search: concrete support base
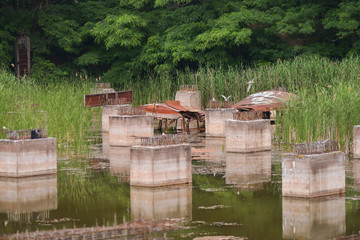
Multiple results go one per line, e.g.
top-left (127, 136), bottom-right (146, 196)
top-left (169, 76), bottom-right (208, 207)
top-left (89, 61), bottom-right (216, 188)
top-left (225, 119), bottom-right (271, 153)
top-left (175, 90), bottom-right (201, 110)
top-left (109, 146), bottom-right (130, 182)
top-left (282, 196), bottom-right (345, 239)
top-left (109, 115), bottom-right (154, 147)
top-left (131, 184), bottom-right (192, 220)
top-left (205, 108), bottom-right (237, 137)
top-left (101, 104), bottom-right (131, 133)
top-left (0, 138), bottom-right (57, 177)
top-left (130, 144), bottom-right (192, 187)
top-left (354, 125), bottom-right (360, 158)
top-left (282, 151), bottom-right (345, 198)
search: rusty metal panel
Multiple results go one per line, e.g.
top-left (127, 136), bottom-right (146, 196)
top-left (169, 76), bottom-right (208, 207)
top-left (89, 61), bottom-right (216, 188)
top-left (84, 90), bottom-right (133, 107)
top-left (15, 35), bottom-right (31, 77)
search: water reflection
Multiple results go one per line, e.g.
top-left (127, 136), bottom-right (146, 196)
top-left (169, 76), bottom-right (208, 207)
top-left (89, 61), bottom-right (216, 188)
top-left (282, 196), bottom-right (345, 239)
top-left (225, 151), bottom-right (271, 190)
top-left (102, 132), bottom-right (110, 159)
top-left (130, 184), bottom-right (192, 221)
top-left (205, 137), bottom-right (226, 161)
top-left (0, 174), bottom-right (57, 222)
top-left (109, 146), bottom-right (131, 183)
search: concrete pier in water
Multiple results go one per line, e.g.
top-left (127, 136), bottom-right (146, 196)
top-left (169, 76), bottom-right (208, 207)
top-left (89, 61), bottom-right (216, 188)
top-left (0, 138), bottom-right (57, 177)
top-left (109, 115), bottom-right (154, 146)
top-left (225, 119), bottom-right (271, 153)
top-left (131, 184), bottom-right (192, 220)
top-left (101, 104), bottom-right (131, 132)
top-left (130, 144), bottom-right (192, 187)
top-left (205, 108), bottom-right (237, 137)
top-left (282, 151), bottom-right (345, 198)
top-left (353, 125), bottom-right (360, 158)
top-left (175, 89), bottom-right (201, 110)
top-left (109, 146), bottom-right (130, 182)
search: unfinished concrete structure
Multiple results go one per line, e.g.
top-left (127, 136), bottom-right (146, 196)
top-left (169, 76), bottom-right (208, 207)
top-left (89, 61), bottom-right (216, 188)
top-left (131, 184), bottom-right (192, 220)
top-left (102, 104), bottom-right (131, 132)
top-left (353, 159), bottom-right (360, 191)
top-left (0, 138), bottom-right (57, 177)
top-left (0, 174), bottom-right (57, 222)
top-left (130, 142), bottom-right (191, 187)
top-left (225, 119), bottom-right (271, 153)
top-left (205, 108), bottom-right (237, 137)
top-left (282, 151), bottom-right (345, 198)
top-left (109, 146), bottom-right (131, 182)
top-left (175, 85), bottom-right (201, 110)
top-left (109, 115), bottom-right (154, 146)
top-left (226, 151), bottom-right (271, 190)
top-left (282, 196), bottom-right (345, 239)
top-left (354, 125), bottom-right (360, 158)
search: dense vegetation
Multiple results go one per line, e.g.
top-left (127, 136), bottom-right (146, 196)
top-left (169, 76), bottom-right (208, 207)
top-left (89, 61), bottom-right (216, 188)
top-left (1, 0), bottom-right (360, 85)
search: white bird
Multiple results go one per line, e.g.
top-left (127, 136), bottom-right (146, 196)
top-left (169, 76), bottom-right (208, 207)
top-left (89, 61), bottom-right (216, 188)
top-left (247, 77), bottom-right (258, 93)
top-left (3, 126), bottom-right (7, 130)
top-left (221, 95), bottom-right (231, 101)
top-left (212, 97), bottom-right (216, 101)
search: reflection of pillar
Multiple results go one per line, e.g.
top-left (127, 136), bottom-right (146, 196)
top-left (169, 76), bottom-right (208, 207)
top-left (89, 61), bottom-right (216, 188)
top-left (131, 184), bottom-right (192, 221)
top-left (282, 197), bottom-right (345, 239)
top-left (0, 174), bottom-right (58, 222)
top-left (109, 146), bottom-right (130, 182)
top-left (204, 137), bottom-right (226, 160)
top-left (353, 159), bottom-right (360, 191)
top-left (226, 151), bottom-right (271, 190)
top-left (205, 108), bottom-right (237, 137)
top-left (102, 132), bottom-right (110, 159)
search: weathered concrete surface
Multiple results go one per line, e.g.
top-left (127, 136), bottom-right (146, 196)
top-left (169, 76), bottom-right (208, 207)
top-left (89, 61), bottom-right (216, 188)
top-left (353, 159), bottom-right (360, 191)
top-left (282, 151), bottom-right (345, 198)
top-left (109, 115), bottom-right (154, 146)
top-left (101, 104), bottom-right (131, 133)
top-left (102, 132), bottom-right (110, 159)
top-left (131, 184), bottom-right (192, 220)
top-left (110, 146), bottom-right (130, 182)
top-left (225, 119), bottom-right (271, 153)
top-left (0, 138), bottom-right (57, 177)
top-left (130, 144), bottom-right (192, 187)
top-left (282, 196), bottom-right (345, 239)
top-left (205, 108), bottom-right (237, 137)
top-left (175, 90), bottom-right (201, 110)
top-left (204, 137), bottom-right (226, 160)
top-left (225, 151), bottom-right (271, 189)
top-left (0, 174), bottom-right (57, 221)
top-left (354, 125), bottom-right (360, 158)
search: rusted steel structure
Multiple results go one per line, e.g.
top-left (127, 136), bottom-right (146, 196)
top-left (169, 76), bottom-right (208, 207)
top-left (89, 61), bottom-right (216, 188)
top-left (84, 90), bottom-right (133, 107)
top-left (138, 100), bottom-right (204, 134)
top-left (15, 34), bottom-right (31, 77)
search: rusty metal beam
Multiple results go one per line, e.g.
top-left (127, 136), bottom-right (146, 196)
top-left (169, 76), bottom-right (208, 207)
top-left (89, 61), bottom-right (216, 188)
top-left (84, 90), bottom-right (132, 107)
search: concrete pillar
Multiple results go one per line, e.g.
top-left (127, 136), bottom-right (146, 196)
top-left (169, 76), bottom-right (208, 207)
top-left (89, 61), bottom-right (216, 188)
top-left (205, 108), bottom-right (237, 137)
top-left (354, 125), bottom-right (360, 158)
top-left (130, 144), bottom-right (192, 187)
top-left (130, 184), bottom-right (192, 220)
top-left (109, 115), bottom-right (154, 146)
top-left (282, 196), bottom-right (345, 239)
top-left (225, 119), bottom-right (271, 153)
top-left (101, 104), bottom-right (131, 132)
top-left (226, 151), bottom-right (271, 190)
top-left (282, 151), bottom-right (345, 198)
top-left (205, 137), bottom-right (226, 160)
top-left (101, 132), bottom-right (110, 159)
top-left (0, 174), bottom-right (57, 222)
top-left (0, 138), bottom-right (57, 177)
top-left (353, 159), bottom-right (360, 191)
top-left (175, 90), bottom-right (201, 110)
top-left (109, 146), bottom-right (130, 182)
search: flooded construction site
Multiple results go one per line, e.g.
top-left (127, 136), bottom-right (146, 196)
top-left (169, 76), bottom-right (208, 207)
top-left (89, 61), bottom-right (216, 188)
top-left (1, 86), bottom-right (360, 239)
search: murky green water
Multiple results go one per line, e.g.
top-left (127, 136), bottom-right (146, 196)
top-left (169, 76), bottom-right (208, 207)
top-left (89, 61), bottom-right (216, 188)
top-left (1, 135), bottom-right (360, 239)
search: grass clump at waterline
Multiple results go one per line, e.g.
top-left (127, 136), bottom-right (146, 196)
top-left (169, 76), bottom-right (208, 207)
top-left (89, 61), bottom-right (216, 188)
top-left (0, 70), bottom-right (101, 156)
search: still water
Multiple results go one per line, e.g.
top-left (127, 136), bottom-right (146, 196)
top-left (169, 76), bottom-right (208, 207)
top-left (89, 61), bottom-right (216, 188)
top-left (0, 134), bottom-right (360, 239)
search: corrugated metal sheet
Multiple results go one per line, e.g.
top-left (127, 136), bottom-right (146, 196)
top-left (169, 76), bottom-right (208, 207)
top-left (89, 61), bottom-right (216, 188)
top-left (232, 90), bottom-right (298, 111)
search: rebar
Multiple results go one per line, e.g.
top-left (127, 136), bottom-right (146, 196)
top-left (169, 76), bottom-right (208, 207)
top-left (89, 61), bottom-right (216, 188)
top-left (293, 139), bottom-right (339, 154)
top-left (209, 100), bottom-right (232, 108)
top-left (0, 128), bottom-right (48, 140)
top-left (117, 108), bottom-right (146, 116)
top-left (233, 111), bottom-right (263, 121)
top-left (179, 85), bottom-right (198, 91)
top-left (140, 135), bottom-right (186, 146)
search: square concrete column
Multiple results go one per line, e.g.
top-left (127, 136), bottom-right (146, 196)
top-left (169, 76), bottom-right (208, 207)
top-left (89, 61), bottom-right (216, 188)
top-left (101, 104), bottom-right (131, 132)
top-left (131, 184), bottom-right (192, 220)
top-left (109, 115), bottom-right (154, 146)
top-left (205, 108), bottom-right (237, 137)
top-left (225, 151), bottom-right (271, 188)
top-left (225, 119), bottom-right (271, 153)
top-left (130, 144), bottom-right (192, 187)
top-left (354, 125), bottom-right (360, 158)
top-left (282, 196), bottom-right (345, 239)
top-left (175, 90), bottom-right (201, 110)
top-left (0, 138), bottom-right (57, 177)
top-left (282, 151), bottom-right (345, 198)
top-left (109, 146), bottom-right (130, 182)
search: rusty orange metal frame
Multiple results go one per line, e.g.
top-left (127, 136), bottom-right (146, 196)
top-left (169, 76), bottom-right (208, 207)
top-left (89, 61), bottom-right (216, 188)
top-left (84, 90), bottom-right (133, 107)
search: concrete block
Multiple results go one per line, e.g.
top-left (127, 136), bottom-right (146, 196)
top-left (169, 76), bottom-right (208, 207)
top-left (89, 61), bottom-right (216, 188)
top-left (109, 146), bottom-right (130, 182)
top-left (353, 159), bottom-right (360, 191)
top-left (225, 151), bottom-right (271, 189)
top-left (0, 174), bottom-right (57, 222)
top-left (109, 115), bottom-right (154, 147)
top-left (205, 108), bottom-right (237, 137)
top-left (0, 138), bottom-right (57, 177)
top-left (130, 144), bottom-right (192, 187)
top-left (205, 137), bottom-right (226, 160)
top-left (354, 125), bottom-right (360, 158)
top-left (282, 196), bottom-right (345, 239)
top-left (225, 119), bottom-right (271, 153)
top-left (175, 90), bottom-right (201, 110)
top-left (131, 184), bottom-right (192, 220)
top-left (101, 104), bottom-right (131, 132)
top-left (282, 151), bottom-right (345, 198)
